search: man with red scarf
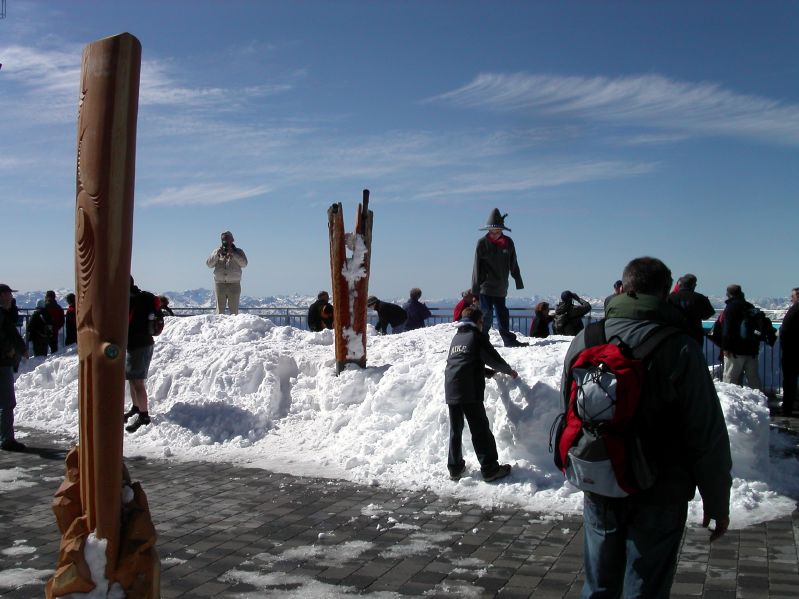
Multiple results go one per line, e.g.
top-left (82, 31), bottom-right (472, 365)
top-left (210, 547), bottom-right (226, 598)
top-left (471, 209), bottom-right (526, 347)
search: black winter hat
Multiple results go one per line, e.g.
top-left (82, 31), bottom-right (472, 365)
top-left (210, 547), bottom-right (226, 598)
top-left (679, 274), bottom-right (697, 290)
top-left (561, 290), bottom-right (572, 302)
top-left (479, 208), bottom-right (511, 231)
top-left (366, 296), bottom-right (378, 307)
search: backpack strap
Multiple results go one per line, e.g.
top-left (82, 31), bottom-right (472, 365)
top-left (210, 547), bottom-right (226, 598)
top-left (583, 319), bottom-right (607, 349)
top-left (631, 326), bottom-right (683, 361)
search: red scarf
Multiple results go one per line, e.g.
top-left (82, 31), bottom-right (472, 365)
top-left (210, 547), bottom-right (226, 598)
top-left (486, 233), bottom-right (508, 249)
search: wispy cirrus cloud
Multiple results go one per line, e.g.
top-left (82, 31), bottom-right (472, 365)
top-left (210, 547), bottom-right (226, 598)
top-left (141, 182), bottom-right (271, 207)
top-left (425, 72), bottom-right (799, 146)
top-left (139, 60), bottom-right (298, 107)
top-left (0, 43), bottom-right (297, 124)
top-left (417, 160), bottom-right (657, 200)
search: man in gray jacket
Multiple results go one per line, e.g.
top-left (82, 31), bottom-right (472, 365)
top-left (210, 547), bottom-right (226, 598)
top-left (561, 257), bottom-right (731, 598)
top-left (206, 230), bottom-right (248, 314)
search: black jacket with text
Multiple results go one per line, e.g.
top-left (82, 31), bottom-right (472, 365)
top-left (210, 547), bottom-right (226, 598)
top-left (445, 322), bottom-right (514, 405)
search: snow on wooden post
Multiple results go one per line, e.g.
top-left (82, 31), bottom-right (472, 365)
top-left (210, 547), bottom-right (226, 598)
top-left (328, 190), bottom-right (374, 375)
top-left (47, 33), bottom-right (159, 599)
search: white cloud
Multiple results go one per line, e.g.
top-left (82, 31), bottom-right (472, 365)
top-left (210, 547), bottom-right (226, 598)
top-left (0, 43), bottom-right (296, 124)
top-left (139, 60), bottom-right (294, 107)
top-left (426, 72), bottom-right (799, 146)
top-left (142, 182), bottom-right (271, 207)
top-left (417, 160), bottom-right (657, 199)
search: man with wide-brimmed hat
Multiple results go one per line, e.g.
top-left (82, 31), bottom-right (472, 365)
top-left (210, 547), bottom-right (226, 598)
top-left (471, 209), bottom-right (526, 347)
top-left (0, 283), bottom-right (28, 451)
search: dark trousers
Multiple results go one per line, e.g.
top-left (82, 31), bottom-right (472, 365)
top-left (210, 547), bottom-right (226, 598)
top-left (782, 355), bottom-right (797, 416)
top-left (31, 340), bottom-right (49, 357)
top-left (447, 402), bottom-right (499, 476)
top-left (48, 333), bottom-right (58, 354)
top-left (479, 294), bottom-right (517, 346)
top-left (0, 367), bottom-right (17, 444)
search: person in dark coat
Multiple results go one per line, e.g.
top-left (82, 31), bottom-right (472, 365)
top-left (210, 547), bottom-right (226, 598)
top-left (603, 279), bottom-right (623, 311)
top-left (715, 284), bottom-right (767, 389)
top-left (158, 295), bottom-right (176, 317)
top-left (779, 287), bottom-right (799, 416)
top-left (445, 307), bottom-right (517, 482)
top-left (668, 274), bottom-right (716, 344)
top-left (553, 291), bottom-right (591, 336)
top-left (26, 300), bottom-right (52, 357)
top-left (124, 278), bottom-right (163, 433)
top-left (565, 258), bottom-right (731, 597)
top-left (307, 291), bottom-right (334, 332)
top-left (64, 293), bottom-right (77, 346)
top-left (529, 302), bottom-right (553, 338)
top-left (43, 290), bottom-right (64, 353)
top-left (1, 283), bottom-right (28, 451)
top-left (402, 288), bottom-right (432, 331)
top-left (471, 209), bottom-right (527, 347)
top-left (367, 296), bottom-right (407, 334)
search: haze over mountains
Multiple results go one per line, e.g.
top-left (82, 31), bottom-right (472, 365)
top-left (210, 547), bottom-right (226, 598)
top-left (12, 288), bottom-right (792, 315)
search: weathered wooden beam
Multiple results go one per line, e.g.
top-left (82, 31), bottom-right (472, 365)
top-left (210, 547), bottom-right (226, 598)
top-left (328, 190), bottom-right (374, 374)
top-left (48, 32), bottom-right (158, 599)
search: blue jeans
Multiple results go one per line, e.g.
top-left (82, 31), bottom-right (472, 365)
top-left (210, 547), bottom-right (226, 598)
top-left (0, 367), bottom-right (17, 444)
top-left (581, 493), bottom-right (687, 599)
top-left (479, 294), bottom-right (517, 346)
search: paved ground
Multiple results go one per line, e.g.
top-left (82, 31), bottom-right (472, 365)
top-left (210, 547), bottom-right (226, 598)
top-left (1, 418), bottom-right (797, 599)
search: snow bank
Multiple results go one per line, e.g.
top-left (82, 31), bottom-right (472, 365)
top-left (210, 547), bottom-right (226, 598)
top-left (13, 315), bottom-right (798, 528)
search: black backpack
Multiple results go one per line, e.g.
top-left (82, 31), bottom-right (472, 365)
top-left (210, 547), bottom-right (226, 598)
top-left (741, 308), bottom-right (776, 347)
top-left (130, 291), bottom-right (165, 336)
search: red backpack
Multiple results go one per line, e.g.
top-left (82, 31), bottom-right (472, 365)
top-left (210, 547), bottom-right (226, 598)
top-left (551, 320), bottom-right (681, 497)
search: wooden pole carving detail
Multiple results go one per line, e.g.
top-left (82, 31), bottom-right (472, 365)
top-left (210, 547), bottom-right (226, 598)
top-left (328, 190), bottom-right (374, 374)
top-left (47, 32), bottom-right (159, 599)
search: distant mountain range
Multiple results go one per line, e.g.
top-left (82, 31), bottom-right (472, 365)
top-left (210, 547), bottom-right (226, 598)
top-left (12, 288), bottom-right (793, 317)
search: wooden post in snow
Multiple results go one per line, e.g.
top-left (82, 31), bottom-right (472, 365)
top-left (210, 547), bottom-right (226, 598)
top-left (328, 190), bottom-right (374, 374)
top-left (47, 33), bottom-right (159, 599)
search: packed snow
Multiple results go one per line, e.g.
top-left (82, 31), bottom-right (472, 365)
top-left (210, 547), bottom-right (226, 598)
top-left (12, 314), bottom-right (799, 531)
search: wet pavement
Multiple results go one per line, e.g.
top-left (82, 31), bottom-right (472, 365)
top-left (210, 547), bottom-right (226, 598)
top-left (1, 422), bottom-right (797, 598)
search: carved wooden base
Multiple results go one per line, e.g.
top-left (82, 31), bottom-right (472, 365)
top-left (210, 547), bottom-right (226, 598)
top-left (46, 447), bottom-right (160, 598)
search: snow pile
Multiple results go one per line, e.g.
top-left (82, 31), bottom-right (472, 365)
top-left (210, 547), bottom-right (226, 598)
top-left (14, 314), bottom-right (798, 528)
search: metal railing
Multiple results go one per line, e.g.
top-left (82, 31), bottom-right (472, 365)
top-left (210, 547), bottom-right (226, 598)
top-left (14, 306), bottom-right (784, 394)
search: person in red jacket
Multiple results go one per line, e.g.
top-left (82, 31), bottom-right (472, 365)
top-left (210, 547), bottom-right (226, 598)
top-left (64, 293), bottom-right (77, 346)
top-left (453, 290), bottom-right (477, 322)
top-left (43, 290), bottom-right (64, 353)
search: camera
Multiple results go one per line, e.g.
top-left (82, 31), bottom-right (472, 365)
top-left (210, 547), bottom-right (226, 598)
top-left (221, 241), bottom-right (230, 251)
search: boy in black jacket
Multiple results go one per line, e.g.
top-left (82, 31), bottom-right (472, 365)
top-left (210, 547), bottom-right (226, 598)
top-left (445, 307), bottom-right (518, 482)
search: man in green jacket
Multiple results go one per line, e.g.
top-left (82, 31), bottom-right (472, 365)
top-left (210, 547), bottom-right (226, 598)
top-left (561, 257), bottom-right (731, 598)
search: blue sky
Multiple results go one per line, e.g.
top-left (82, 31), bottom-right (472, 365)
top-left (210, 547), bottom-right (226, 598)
top-left (1, 1), bottom-right (797, 300)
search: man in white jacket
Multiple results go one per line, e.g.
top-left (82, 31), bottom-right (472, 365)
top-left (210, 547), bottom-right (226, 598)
top-left (206, 230), bottom-right (248, 314)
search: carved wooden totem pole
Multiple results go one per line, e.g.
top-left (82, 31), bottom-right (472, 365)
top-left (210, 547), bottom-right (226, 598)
top-left (328, 190), bottom-right (374, 374)
top-left (47, 33), bottom-right (159, 598)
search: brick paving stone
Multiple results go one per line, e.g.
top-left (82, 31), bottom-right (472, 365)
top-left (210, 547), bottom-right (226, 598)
top-left (1, 426), bottom-right (798, 598)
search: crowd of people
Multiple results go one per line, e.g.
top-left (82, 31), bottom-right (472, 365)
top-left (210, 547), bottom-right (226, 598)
top-left (1, 210), bottom-right (797, 598)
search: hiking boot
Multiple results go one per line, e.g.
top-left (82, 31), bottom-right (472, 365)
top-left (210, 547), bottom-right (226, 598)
top-left (123, 405), bottom-right (140, 423)
top-left (1, 439), bottom-right (27, 452)
top-left (483, 463), bottom-right (511, 482)
top-left (125, 413), bottom-right (151, 433)
top-left (449, 463), bottom-right (467, 481)
top-left (504, 339), bottom-right (529, 347)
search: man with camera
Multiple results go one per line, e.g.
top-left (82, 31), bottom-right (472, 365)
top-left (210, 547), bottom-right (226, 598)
top-left (206, 230), bottom-right (248, 315)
